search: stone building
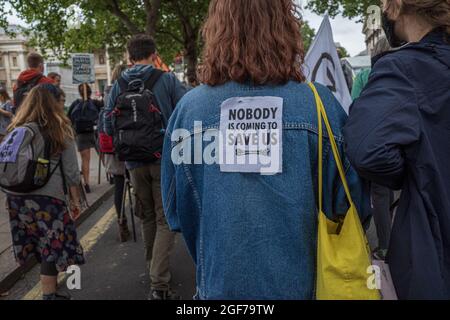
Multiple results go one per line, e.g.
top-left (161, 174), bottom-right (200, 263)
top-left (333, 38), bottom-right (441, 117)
top-left (0, 25), bottom-right (113, 106)
top-left (362, 18), bottom-right (384, 57)
top-left (0, 25), bottom-right (31, 95)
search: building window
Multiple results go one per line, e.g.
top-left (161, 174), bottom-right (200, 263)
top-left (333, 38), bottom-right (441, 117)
top-left (97, 79), bottom-right (107, 96)
top-left (0, 55), bottom-right (4, 68)
top-left (99, 54), bottom-right (105, 65)
top-left (12, 56), bottom-right (18, 68)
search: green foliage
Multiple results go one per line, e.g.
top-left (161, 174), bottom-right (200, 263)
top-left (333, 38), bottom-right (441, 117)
top-left (0, 0), bottom-right (201, 66)
top-left (157, 0), bottom-right (209, 67)
top-left (3, 0), bottom-right (75, 59)
top-left (306, 0), bottom-right (378, 21)
top-left (301, 21), bottom-right (316, 53)
top-left (337, 46), bottom-right (350, 58)
top-left (1, 0), bottom-right (319, 76)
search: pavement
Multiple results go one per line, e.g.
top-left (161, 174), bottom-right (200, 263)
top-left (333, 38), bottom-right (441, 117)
top-left (0, 150), bottom-right (114, 294)
top-left (1, 195), bottom-right (196, 300)
top-left (0, 146), bottom-right (387, 300)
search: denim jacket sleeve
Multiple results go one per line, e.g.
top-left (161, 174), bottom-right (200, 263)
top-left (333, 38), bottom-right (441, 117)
top-left (161, 104), bottom-right (200, 260)
top-left (104, 81), bottom-right (121, 136)
top-left (162, 122), bottom-right (181, 232)
top-left (343, 55), bottom-right (420, 190)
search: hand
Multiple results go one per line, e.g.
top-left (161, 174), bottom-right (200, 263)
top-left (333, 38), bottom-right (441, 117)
top-left (69, 202), bottom-right (82, 220)
top-left (68, 186), bottom-right (82, 220)
top-left (5, 111), bottom-right (13, 118)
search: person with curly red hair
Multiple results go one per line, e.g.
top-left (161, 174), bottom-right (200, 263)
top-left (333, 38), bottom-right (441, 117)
top-left (162, 0), bottom-right (370, 300)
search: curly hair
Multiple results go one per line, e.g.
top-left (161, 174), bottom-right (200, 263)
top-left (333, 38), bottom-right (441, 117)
top-left (198, 0), bottom-right (306, 86)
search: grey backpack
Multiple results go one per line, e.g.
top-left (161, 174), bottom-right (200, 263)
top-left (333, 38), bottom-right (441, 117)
top-left (0, 123), bottom-right (58, 193)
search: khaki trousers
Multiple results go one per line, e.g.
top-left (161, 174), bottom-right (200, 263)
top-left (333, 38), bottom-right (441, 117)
top-left (130, 163), bottom-right (175, 291)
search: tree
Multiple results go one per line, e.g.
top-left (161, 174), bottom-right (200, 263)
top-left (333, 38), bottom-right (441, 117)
top-left (158, 0), bottom-right (209, 84)
top-left (306, 0), bottom-right (376, 21)
top-left (301, 21), bottom-right (316, 53)
top-left (0, 1), bottom-right (158, 60)
top-left (1, 1), bottom-right (320, 83)
top-left (0, 0), bottom-right (207, 84)
top-left (337, 46), bottom-right (350, 59)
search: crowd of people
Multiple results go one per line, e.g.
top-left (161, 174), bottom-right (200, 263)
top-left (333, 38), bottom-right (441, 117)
top-left (0, 0), bottom-right (449, 301)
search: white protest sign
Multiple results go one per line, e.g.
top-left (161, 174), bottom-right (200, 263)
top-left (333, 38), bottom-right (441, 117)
top-left (72, 53), bottom-right (95, 84)
top-left (219, 96), bottom-right (283, 175)
top-left (304, 15), bottom-right (352, 113)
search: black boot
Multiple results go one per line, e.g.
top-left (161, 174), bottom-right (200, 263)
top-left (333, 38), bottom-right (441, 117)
top-left (148, 289), bottom-right (180, 300)
top-left (118, 222), bottom-right (130, 242)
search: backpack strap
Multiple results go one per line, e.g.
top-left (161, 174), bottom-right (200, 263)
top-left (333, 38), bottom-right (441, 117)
top-left (31, 124), bottom-right (66, 193)
top-left (43, 139), bottom-right (52, 160)
top-left (67, 99), bottom-right (80, 119)
top-left (30, 74), bottom-right (44, 87)
top-left (22, 123), bottom-right (38, 159)
top-left (144, 69), bottom-right (164, 92)
top-left (117, 69), bottom-right (164, 93)
top-left (118, 77), bottom-right (129, 93)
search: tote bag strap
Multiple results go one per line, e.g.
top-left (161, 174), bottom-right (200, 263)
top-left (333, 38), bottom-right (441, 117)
top-left (307, 82), bottom-right (354, 211)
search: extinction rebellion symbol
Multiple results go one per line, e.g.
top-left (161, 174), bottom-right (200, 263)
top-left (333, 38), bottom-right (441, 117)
top-left (311, 52), bottom-right (337, 93)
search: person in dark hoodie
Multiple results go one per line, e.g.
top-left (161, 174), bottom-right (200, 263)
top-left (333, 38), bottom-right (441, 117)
top-left (13, 53), bottom-right (54, 109)
top-left (104, 34), bottom-right (187, 300)
top-left (344, 0), bottom-right (450, 300)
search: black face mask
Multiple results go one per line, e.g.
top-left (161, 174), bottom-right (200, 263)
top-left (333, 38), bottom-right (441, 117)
top-left (381, 11), bottom-right (406, 48)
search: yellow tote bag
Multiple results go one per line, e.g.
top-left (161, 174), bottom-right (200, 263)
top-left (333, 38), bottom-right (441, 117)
top-left (308, 83), bottom-right (380, 300)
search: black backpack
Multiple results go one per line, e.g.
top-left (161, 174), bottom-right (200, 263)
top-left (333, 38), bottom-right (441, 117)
top-left (14, 75), bottom-right (43, 109)
top-left (69, 99), bottom-right (99, 134)
top-left (113, 69), bottom-right (164, 162)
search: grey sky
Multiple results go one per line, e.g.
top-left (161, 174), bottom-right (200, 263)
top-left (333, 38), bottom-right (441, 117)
top-left (6, 1), bottom-right (367, 57)
top-left (300, 8), bottom-right (366, 56)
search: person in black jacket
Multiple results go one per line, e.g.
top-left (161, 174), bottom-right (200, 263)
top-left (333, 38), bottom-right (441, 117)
top-left (344, 0), bottom-right (450, 300)
top-left (68, 84), bottom-right (103, 193)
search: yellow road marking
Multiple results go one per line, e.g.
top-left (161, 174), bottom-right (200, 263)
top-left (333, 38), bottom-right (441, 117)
top-left (22, 206), bottom-right (117, 300)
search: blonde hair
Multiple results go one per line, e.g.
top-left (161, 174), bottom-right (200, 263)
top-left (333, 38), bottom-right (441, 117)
top-left (9, 85), bottom-right (74, 155)
top-left (384, 0), bottom-right (450, 36)
top-left (112, 64), bottom-right (127, 82)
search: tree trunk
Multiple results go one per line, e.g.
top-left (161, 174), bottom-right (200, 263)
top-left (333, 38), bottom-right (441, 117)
top-left (169, 0), bottom-right (200, 86)
top-left (144, 0), bottom-right (162, 37)
top-left (106, 0), bottom-right (141, 35)
top-left (108, 0), bottom-right (161, 37)
top-left (184, 36), bottom-right (198, 86)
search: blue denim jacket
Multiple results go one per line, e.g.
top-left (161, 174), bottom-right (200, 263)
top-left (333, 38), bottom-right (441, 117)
top-left (162, 81), bottom-right (370, 300)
